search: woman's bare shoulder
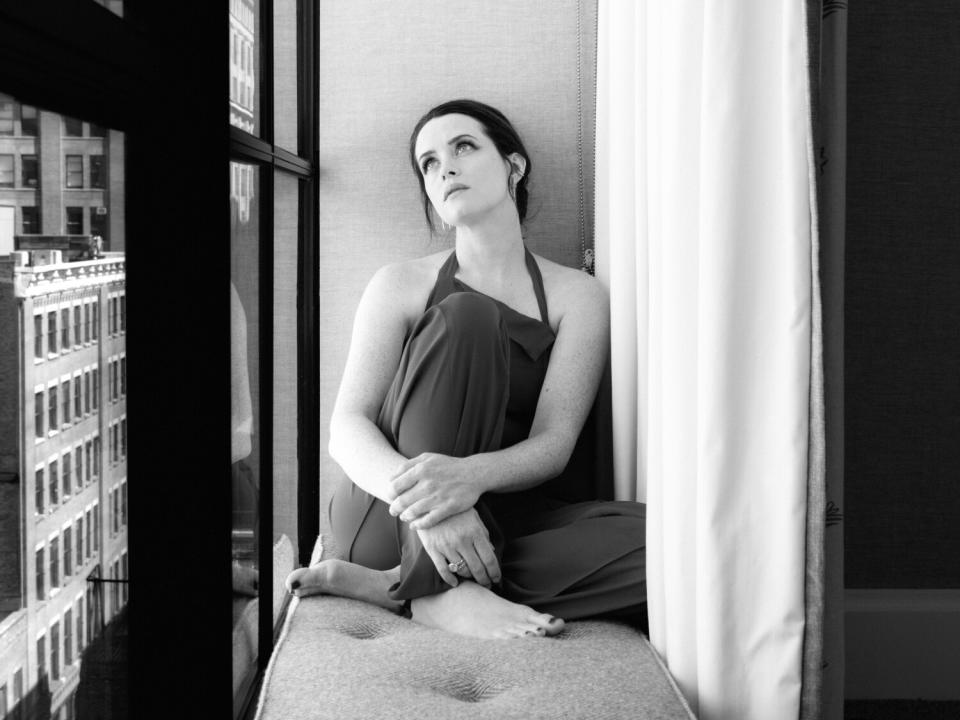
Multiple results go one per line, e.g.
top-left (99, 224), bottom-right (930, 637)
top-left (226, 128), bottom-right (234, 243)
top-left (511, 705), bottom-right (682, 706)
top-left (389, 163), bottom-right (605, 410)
top-left (362, 249), bottom-right (451, 317)
top-left (532, 253), bottom-right (609, 320)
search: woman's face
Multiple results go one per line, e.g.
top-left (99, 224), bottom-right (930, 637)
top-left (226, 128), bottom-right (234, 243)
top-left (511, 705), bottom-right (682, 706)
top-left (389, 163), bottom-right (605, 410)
top-left (414, 113), bottom-right (517, 227)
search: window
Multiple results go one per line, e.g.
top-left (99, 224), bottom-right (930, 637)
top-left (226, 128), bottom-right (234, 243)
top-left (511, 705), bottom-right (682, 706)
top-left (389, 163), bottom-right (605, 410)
top-left (36, 546), bottom-right (45, 599)
top-left (22, 154), bottom-right (38, 187)
top-left (61, 379), bottom-right (70, 425)
top-left (35, 467), bottom-right (44, 515)
top-left (74, 306), bottom-right (82, 346)
top-left (93, 435), bottom-right (101, 477)
top-left (64, 525), bottom-right (72, 578)
top-left (63, 452), bottom-right (71, 497)
top-left (93, 503), bottom-right (100, 552)
top-left (21, 104), bottom-right (37, 135)
top-left (89, 122), bottom-right (107, 137)
top-left (121, 480), bottom-right (127, 525)
top-left (0, 154), bottom-right (13, 186)
top-left (76, 517), bottom-right (84, 565)
top-left (13, 669), bottom-right (23, 720)
top-left (90, 154), bottom-right (106, 188)
top-left (49, 459), bottom-right (58, 507)
top-left (49, 536), bottom-right (59, 588)
top-left (22, 205), bottom-right (40, 234)
top-left (34, 315), bottom-right (43, 359)
top-left (84, 303), bottom-right (91, 343)
top-left (74, 376), bottom-right (82, 418)
top-left (48, 385), bottom-right (58, 431)
top-left (120, 293), bottom-right (126, 331)
top-left (121, 356), bottom-right (127, 395)
top-left (61, 308), bottom-right (70, 350)
top-left (65, 155), bottom-right (83, 188)
top-left (63, 116), bottom-right (82, 136)
top-left (121, 551), bottom-right (129, 603)
top-left (66, 206), bottom-right (83, 234)
top-left (92, 300), bottom-right (99, 340)
top-left (35, 391), bottom-right (44, 436)
top-left (112, 360), bottom-right (119, 401)
top-left (121, 417), bottom-right (127, 457)
top-left (76, 598), bottom-right (84, 653)
top-left (0, 95), bottom-right (12, 134)
top-left (84, 371), bottom-right (91, 414)
top-left (92, 368), bottom-right (99, 410)
top-left (91, 208), bottom-right (107, 244)
top-left (50, 621), bottom-right (60, 680)
top-left (36, 636), bottom-right (45, 681)
top-left (85, 440), bottom-right (93, 481)
top-left (65, 609), bottom-right (73, 666)
top-left (47, 310), bottom-right (57, 354)
top-left (75, 447), bottom-right (83, 487)
top-left (84, 509), bottom-right (92, 560)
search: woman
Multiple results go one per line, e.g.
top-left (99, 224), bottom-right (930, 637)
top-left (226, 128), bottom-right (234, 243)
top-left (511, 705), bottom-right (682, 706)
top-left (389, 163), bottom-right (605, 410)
top-left (285, 99), bottom-right (645, 639)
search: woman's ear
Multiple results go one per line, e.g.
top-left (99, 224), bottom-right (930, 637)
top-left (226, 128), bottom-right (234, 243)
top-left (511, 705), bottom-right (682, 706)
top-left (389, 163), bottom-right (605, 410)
top-left (507, 153), bottom-right (527, 179)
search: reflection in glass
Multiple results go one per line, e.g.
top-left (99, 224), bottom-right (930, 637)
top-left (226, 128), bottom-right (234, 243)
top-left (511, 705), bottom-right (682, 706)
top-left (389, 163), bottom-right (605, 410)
top-left (231, 161), bottom-right (260, 709)
top-left (273, 0), bottom-right (297, 151)
top-left (0, 92), bottom-right (126, 719)
top-left (230, 0), bottom-right (260, 136)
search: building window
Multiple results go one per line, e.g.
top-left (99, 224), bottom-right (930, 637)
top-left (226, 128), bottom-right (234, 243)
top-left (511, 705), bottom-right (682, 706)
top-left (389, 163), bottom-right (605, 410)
top-left (92, 368), bottom-right (99, 410)
top-left (94, 436), bottom-right (101, 477)
top-left (64, 525), bottom-right (72, 579)
top-left (84, 371), bottom-right (91, 414)
top-left (84, 303), bottom-right (91, 343)
top-left (121, 551), bottom-right (128, 603)
top-left (73, 306), bottom-right (82, 346)
top-left (91, 209), bottom-right (107, 244)
top-left (76, 517), bottom-right (83, 566)
top-left (47, 310), bottom-right (57, 354)
top-left (0, 155), bottom-right (12, 187)
top-left (49, 459), bottom-right (58, 507)
top-left (35, 467), bottom-right (44, 515)
top-left (93, 504), bottom-right (99, 552)
top-left (50, 621), bottom-right (60, 680)
top-left (22, 154), bottom-right (38, 187)
top-left (49, 536), bottom-right (59, 588)
top-left (89, 122), bottom-right (107, 138)
top-left (120, 294), bottom-right (126, 331)
top-left (74, 377), bottom-right (82, 418)
top-left (66, 206), bottom-right (83, 234)
top-left (61, 379), bottom-right (71, 425)
top-left (65, 155), bottom-right (83, 188)
top-left (35, 391), bottom-right (44, 436)
top-left (36, 546), bottom-right (45, 600)
top-left (61, 308), bottom-right (70, 350)
top-left (36, 636), bottom-right (45, 681)
top-left (84, 509), bottom-right (92, 560)
top-left (91, 155), bottom-right (106, 188)
top-left (64, 608), bottom-right (73, 666)
top-left (23, 205), bottom-right (40, 234)
top-left (13, 669), bottom-right (23, 718)
top-left (34, 315), bottom-right (43, 359)
top-left (112, 486), bottom-right (119, 533)
top-left (21, 104), bottom-right (37, 135)
top-left (112, 360), bottom-right (119, 401)
top-left (76, 598), bottom-right (84, 652)
top-left (121, 417), bottom-right (127, 457)
top-left (84, 441), bottom-right (92, 481)
top-left (121, 356), bottom-right (127, 395)
top-left (92, 300), bottom-right (99, 340)
top-left (63, 116), bottom-right (82, 136)
top-left (75, 447), bottom-right (83, 487)
top-left (48, 385), bottom-right (58, 432)
top-left (0, 94), bottom-right (13, 134)
top-left (62, 452), bottom-right (71, 497)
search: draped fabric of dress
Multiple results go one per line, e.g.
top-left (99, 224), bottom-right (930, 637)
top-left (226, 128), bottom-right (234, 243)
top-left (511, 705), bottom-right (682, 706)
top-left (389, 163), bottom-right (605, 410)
top-left (330, 249), bottom-right (646, 620)
top-left (595, 1), bottom-right (824, 718)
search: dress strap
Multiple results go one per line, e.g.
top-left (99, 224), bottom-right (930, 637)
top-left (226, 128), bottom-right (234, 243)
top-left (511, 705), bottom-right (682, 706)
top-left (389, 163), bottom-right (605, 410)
top-left (524, 248), bottom-right (550, 326)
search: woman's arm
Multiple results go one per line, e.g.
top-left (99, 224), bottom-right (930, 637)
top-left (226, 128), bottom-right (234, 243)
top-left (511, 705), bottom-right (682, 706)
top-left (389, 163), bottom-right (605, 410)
top-left (327, 263), bottom-right (420, 504)
top-left (389, 270), bottom-right (610, 529)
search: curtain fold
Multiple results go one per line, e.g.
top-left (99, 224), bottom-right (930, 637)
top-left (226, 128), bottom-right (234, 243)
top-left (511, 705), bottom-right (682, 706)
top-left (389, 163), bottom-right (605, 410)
top-left (595, 2), bottom-right (824, 718)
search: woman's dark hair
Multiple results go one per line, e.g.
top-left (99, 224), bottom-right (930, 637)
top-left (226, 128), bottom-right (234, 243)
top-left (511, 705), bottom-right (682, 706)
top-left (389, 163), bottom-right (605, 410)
top-left (408, 99), bottom-right (532, 230)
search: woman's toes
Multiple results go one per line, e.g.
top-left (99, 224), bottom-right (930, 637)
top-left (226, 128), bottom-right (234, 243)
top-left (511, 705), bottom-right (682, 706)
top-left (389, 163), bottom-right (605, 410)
top-left (530, 613), bottom-right (564, 636)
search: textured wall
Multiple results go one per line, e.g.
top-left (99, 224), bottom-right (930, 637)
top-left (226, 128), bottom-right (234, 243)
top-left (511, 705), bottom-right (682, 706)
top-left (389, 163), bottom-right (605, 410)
top-left (846, 1), bottom-right (960, 587)
top-left (316, 0), bottom-right (598, 535)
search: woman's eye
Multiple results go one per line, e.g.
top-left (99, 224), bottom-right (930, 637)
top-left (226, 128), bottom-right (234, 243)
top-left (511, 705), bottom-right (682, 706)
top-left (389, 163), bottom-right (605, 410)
top-left (455, 141), bottom-right (475, 155)
top-left (421, 157), bottom-right (438, 173)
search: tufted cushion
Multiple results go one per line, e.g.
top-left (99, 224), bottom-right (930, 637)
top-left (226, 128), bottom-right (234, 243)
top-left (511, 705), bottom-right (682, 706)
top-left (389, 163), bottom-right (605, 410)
top-left (255, 595), bottom-right (695, 720)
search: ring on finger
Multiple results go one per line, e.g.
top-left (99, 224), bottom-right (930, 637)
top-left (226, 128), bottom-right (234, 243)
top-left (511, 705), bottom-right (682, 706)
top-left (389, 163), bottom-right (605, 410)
top-left (447, 558), bottom-right (466, 573)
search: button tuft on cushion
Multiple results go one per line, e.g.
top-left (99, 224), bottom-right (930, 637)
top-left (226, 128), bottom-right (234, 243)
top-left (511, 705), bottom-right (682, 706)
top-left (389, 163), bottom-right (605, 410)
top-left (336, 620), bottom-right (388, 640)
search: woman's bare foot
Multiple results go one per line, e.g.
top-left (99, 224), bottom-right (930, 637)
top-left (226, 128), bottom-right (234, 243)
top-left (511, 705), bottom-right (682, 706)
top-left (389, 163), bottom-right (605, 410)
top-left (284, 560), bottom-right (402, 612)
top-left (411, 581), bottom-right (564, 639)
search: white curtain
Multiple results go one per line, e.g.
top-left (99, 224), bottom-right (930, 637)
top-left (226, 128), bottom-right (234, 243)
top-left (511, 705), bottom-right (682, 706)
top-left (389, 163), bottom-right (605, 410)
top-left (595, 2), bottom-right (819, 719)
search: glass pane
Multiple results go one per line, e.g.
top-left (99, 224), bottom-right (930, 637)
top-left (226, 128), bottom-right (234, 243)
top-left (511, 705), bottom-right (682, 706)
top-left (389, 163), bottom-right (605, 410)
top-left (89, 0), bottom-right (124, 18)
top-left (0, 92), bottom-right (126, 719)
top-left (273, 0), bottom-right (298, 151)
top-left (273, 170), bottom-right (299, 600)
top-left (229, 0), bottom-right (261, 136)
top-left (230, 161), bottom-right (260, 708)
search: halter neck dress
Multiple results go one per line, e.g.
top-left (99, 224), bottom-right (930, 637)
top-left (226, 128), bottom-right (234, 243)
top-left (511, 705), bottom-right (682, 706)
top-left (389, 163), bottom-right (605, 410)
top-left (329, 249), bottom-right (646, 620)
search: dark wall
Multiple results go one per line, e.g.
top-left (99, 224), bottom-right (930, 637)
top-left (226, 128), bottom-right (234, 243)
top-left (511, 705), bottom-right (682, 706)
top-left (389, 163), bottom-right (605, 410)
top-left (846, 2), bottom-right (960, 587)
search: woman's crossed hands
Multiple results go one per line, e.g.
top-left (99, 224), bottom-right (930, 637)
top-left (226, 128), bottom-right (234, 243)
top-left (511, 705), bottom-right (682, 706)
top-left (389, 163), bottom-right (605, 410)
top-left (415, 508), bottom-right (501, 588)
top-left (387, 452), bottom-right (482, 529)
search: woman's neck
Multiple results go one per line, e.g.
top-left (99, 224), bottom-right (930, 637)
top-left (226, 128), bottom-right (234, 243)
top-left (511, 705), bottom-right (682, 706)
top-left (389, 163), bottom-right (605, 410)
top-left (454, 205), bottom-right (525, 283)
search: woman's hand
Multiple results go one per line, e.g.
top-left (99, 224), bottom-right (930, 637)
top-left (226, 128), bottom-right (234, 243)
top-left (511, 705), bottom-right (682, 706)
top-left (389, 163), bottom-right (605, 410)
top-left (388, 453), bottom-right (483, 529)
top-left (415, 508), bottom-right (501, 588)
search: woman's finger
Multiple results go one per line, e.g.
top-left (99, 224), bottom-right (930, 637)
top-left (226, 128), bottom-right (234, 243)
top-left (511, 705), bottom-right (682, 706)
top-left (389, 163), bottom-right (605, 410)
top-left (474, 537), bottom-right (502, 584)
top-left (460, 547), bottom-right (492, 588)
top-left (397, 498), bottom-right (432, 523)
top-left (408, 504), bottom-right (454, 530)
top-left (388, 482), bottom-right (425, 516)
top-left (426, 547), bottom-right (459, 587)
